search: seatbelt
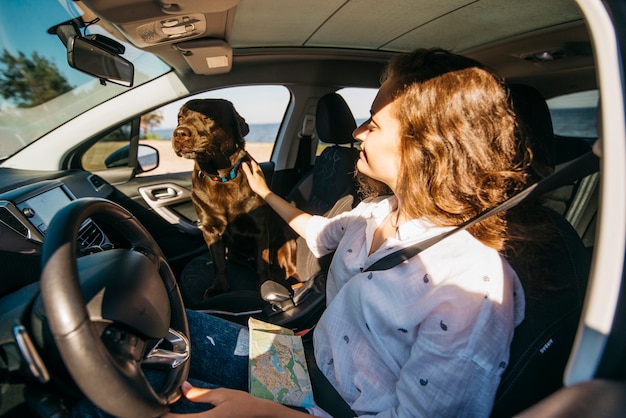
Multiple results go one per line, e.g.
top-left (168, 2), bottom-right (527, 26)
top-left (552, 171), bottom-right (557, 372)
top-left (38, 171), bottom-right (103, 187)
top-left (366, 150), bottom-right (599, 272)
top-left (306, 150), bottom-right (599, 418)
top-left (295, 114), bottom-right (316, 176)
top-left (304, 335), bottom-right (357, 418)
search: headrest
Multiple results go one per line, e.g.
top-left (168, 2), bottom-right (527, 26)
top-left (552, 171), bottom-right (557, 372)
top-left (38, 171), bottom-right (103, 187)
top-left (509, 84), bottom-right (556, 169)
top-left (315, 93), bottom-right (357, 145)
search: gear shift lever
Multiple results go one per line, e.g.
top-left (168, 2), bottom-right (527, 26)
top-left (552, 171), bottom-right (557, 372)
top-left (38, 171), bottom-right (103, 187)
top-left (261, 280), bottom-right (293, 303)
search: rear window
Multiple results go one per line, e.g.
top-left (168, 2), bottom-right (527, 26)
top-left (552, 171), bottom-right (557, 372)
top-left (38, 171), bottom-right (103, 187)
top-left (547, 90), bottom-right (599, 139)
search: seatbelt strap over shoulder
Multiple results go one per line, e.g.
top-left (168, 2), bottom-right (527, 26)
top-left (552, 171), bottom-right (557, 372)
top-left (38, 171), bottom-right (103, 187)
top-left (365, 151), bottom-right (600, 272)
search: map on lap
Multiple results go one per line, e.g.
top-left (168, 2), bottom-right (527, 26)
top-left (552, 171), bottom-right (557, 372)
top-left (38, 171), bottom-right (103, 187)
top-left (248, 318), bottom-right (314, 408)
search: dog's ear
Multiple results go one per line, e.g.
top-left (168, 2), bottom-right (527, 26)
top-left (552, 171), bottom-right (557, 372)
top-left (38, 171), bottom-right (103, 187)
top-left (230, 105), bottom-right (250, 138)
top-left (183, 98), bottom-right (249, 139)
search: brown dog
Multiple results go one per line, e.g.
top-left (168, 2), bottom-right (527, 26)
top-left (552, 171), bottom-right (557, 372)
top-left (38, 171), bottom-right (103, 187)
top-left (172, 98), bottom-right (299, 297)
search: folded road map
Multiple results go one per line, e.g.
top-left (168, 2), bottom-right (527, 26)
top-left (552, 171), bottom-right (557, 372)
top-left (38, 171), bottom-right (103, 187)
top-left (248, 317), bottom-right (314, 408)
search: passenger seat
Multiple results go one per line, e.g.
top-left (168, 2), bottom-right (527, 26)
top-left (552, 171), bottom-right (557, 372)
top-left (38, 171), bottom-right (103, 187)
top-left (509, 83), bottom-right (557, 177)
top-left (509, 84), bottom-right (597, 243)
top-left (286, 92), bottom-right (360, 215)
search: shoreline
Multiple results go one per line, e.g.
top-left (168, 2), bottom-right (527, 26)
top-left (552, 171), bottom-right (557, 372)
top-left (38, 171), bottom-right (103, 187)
top-left (139, 139), bottom-right (274, 176)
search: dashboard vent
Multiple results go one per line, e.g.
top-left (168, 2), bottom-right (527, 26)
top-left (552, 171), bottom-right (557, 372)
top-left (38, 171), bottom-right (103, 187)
top-left (78, 221), bottom-right (106, 250)
top-left (0, 206), bottom-right (29, 237)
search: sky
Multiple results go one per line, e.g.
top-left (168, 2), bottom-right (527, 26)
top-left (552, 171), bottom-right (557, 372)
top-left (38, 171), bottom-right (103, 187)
top-left (157, 86), bottom-right (378, 128)
top-left (0, 1), bottom-right (87, 83)
top-left (157, 86), bottom-right (290, 127)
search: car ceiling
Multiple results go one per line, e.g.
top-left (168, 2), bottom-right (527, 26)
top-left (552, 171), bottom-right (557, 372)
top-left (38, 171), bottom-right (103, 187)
top-left (78, 0), bottom-right (594, 96)
top-left (230, 0), bottom-right (583, 52)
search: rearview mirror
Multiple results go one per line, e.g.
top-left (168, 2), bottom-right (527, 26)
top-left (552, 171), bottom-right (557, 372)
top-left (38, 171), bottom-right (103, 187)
top-left (68, 36), bottom-right (134, 87)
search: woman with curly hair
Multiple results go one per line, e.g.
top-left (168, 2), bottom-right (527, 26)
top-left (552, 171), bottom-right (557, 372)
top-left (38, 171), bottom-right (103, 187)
top-left (165, 48), bottom-right (530, 417)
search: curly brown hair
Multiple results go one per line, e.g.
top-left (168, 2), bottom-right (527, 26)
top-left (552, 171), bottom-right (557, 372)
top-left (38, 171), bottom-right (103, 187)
top-left (358, 48), bottom-right (531, 251)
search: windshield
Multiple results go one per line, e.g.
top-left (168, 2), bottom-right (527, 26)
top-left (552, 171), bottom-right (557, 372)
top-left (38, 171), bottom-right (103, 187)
top-left (0, 0), bottom-right (170, 160)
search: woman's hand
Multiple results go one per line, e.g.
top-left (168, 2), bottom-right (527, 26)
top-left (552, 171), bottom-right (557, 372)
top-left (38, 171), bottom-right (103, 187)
top-left (242, 158), bottom-right (272, 199)
top-left (163, 382), bottom-right (311, 418)
top-left (242, 157), bottom-right (312, 238)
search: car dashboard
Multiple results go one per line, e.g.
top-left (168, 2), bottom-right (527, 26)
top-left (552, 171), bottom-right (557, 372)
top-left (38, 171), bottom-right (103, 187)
top-left (0, 168), bottom-right (115, 294)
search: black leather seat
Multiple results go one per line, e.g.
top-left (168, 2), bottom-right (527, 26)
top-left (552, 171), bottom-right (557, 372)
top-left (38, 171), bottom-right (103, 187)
top-left (509, 84), bottom-right (593, 215)
top-left (515, 379), bottom-right (626, 418)
top-left (490, 85), bottom-right (596, 416)
top-left (509, 83), bottom-right (557, 175)
top-left (287, 92), bottom-right (360, 215)
top-left (491, 207), bottom-right (591, 417)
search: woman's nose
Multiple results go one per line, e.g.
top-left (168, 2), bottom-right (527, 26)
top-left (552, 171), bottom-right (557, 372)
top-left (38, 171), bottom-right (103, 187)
top-left (353, 121), bottom-right (367, 142)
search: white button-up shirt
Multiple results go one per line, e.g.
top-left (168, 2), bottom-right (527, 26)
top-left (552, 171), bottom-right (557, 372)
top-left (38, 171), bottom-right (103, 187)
top-left (306, 196), bottom-right (525, 417)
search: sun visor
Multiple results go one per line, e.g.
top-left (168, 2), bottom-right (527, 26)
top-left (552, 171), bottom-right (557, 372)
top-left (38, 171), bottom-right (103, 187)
top-left (175, 39), bottom-right (233, 75)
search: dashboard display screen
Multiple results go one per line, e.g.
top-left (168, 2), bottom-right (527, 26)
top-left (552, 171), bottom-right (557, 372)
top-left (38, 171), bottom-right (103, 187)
top-left (20, 187), bottom-right (72, 234)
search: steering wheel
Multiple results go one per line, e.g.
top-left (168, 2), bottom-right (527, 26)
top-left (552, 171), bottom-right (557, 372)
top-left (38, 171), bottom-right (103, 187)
top-left (38, 198), bottom-right (190, 417)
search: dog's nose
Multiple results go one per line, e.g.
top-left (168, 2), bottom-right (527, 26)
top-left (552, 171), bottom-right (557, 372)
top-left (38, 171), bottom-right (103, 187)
top-left (173, 126), bottom-right (192, 140)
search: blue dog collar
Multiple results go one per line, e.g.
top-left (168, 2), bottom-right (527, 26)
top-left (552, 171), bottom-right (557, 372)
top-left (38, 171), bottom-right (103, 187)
top-left (198, 157), bottom-right (246, 182)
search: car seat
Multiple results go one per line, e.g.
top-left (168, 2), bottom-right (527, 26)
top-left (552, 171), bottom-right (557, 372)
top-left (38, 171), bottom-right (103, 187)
top-left (509, 83), bottom-right (557, 176)
top-left (514, 379), bottom-right (626, 417)
top-left (490, 205), bottom-right (591, 417)
top-left (508, 83), bottom-right (596, 233)
top-left (286, 92), bottom-right (360, 215)
top-left (285, 92), bottom-right (362, 285)
top-left (490, 85), bottom-right (596, 416)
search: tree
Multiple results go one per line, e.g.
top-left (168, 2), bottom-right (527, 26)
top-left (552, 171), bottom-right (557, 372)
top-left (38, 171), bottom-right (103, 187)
top-left (0, 49), bottom-right (73, 108)
top-left (141, 111), bottom-right (164, 138)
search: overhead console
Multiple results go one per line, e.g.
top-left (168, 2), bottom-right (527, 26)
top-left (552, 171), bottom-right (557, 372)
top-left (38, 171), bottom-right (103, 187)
top-left (78, 0), bottom-right (239, 46)
top-left (77, 0), bottom-right (237, 74)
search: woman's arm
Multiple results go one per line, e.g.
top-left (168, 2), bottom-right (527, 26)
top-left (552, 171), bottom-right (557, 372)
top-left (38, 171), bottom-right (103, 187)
top-left (242, 159), bottom-right (312, 238)
top-left (164, 383), bottom-right (315, 418)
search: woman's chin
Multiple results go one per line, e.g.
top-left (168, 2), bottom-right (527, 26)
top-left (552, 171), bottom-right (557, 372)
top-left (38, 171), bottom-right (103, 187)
top-left (356, 159), bottom-right (368, 174)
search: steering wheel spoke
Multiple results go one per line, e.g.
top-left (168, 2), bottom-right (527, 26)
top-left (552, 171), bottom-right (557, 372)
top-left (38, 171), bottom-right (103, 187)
top-left (142, 328), bottom-right (190, 370)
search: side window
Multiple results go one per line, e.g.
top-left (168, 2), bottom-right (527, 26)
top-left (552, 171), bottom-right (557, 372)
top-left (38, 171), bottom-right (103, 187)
top-left (317, 87), bottom-right (376, 156)
top-left (138, 85), bottom-right (290, 176)
top-left (81, 122), bottom-right (133, 171)
top-left (547, 90), bottom-right (599, 139)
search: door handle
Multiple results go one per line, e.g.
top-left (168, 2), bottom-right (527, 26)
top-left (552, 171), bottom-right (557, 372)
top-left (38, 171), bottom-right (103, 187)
top-left (139, 183), bottom-right (190, 206)
top-left (138, 183), bottom-right (199, 235)
top-left (152, 187), bottom-right (178, 200)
